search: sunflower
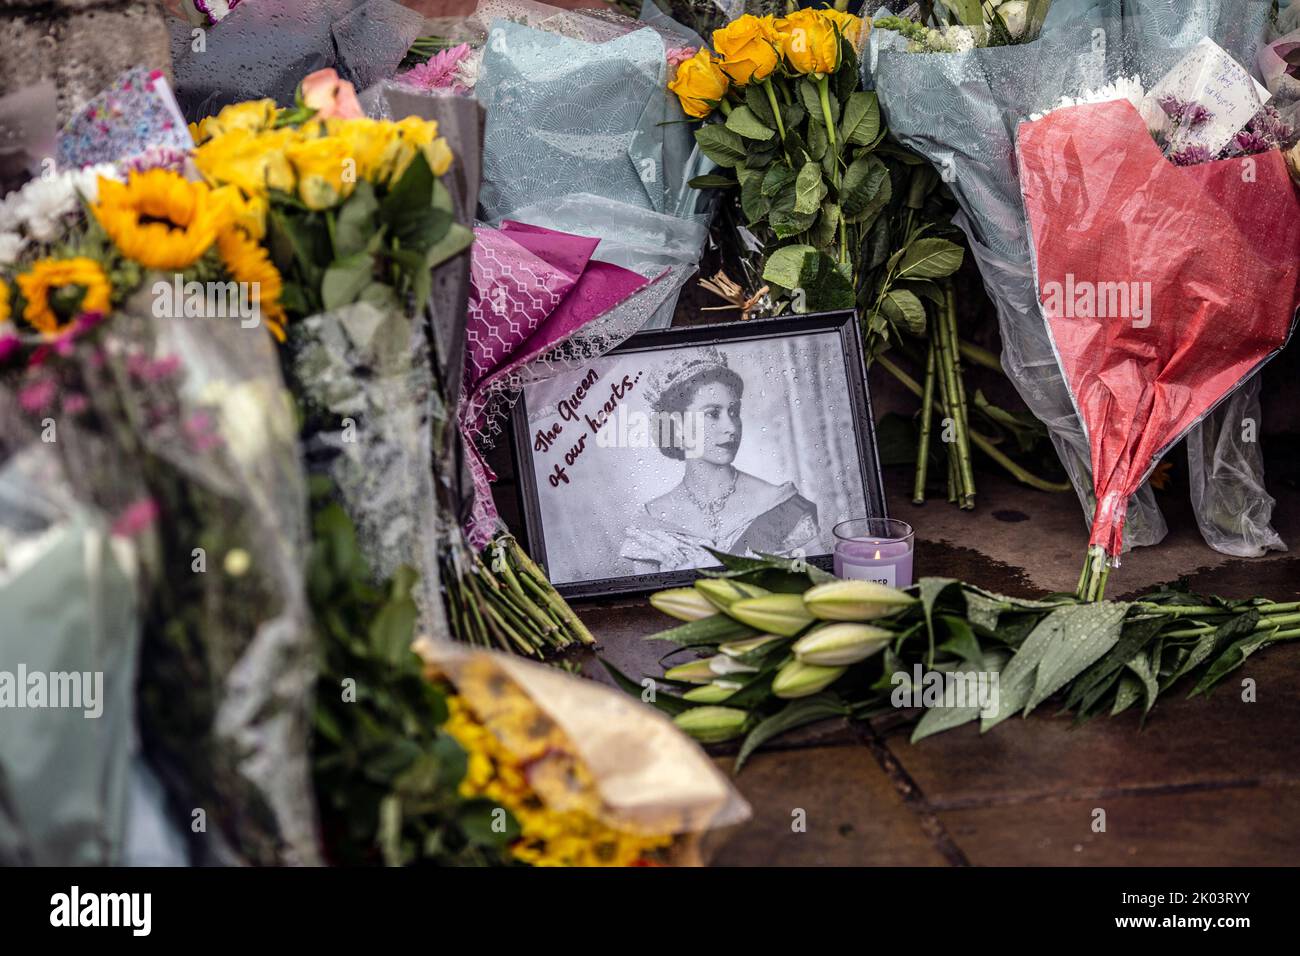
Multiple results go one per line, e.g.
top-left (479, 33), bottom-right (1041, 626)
top-left (92, 169), bottom-right (230, 271)
top-left (217, 228), bottom-right (286, 342)
top-left (15, 258), bottom-right (112, 338)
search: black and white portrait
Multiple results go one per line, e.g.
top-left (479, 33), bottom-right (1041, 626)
top-left (512, 314), bottom-right (886, 596)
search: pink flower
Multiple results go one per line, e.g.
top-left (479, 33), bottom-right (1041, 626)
top-left (397, 43), bottom-right (473, 94)
top-left (300, 68), bottom-right (364, 120)
top-left (111, 498), bottom-right (159, 538)
top-left (75, 310), bottom-right (107, 334)
top-left (63, 393), bottom-right (88, 415)
top-left (18, 378), bottom-right (56, 413)
top-left (0, 335), bottom-right (20, 364)
top-left (667, 46), bottom-right (699, 69)
top-left (143, 355), bottom-right (182, 382)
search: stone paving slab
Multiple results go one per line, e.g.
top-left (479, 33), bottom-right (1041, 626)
top-left (708, 746), bottom-right (949, 867)
top-left (938, 782), bottom-right (1300, 866)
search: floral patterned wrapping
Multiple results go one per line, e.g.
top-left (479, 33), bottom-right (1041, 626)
top-left (57, 68), bottom-right (193, 171)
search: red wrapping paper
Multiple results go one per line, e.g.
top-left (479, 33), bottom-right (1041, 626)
top-left (1017, 99), bottom-right (1300, 557)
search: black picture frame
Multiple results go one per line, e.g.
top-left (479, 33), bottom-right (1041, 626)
top-left (508, 310), bottom-right (888, 599)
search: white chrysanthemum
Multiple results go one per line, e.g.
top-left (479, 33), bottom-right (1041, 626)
top-left (1, 164), bottom-right (120, 242)
top-left (0, 231), bottom-right (25, 266)
top-left (1029, 75), bottom-right (1146, 122)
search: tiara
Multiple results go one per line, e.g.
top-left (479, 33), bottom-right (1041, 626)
top-left (643, 346), bottom-right (732, 411)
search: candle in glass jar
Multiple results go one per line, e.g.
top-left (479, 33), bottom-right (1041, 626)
top-left (832, 519), bottom-right (914, 588)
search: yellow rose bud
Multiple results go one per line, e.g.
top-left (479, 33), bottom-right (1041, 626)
top-left (667, 48), bottom-right (730, 119)
top-left (820, 9), bottom-right (866, 48)
top-left (285, 135), bottom-right (356, 210)
top-left (779, 9), bottom-right (841, 75)
top-left (712, 14), bottom-right (783, 85)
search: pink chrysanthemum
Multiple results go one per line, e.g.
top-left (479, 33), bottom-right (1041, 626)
top-left (397, 43), bottom-right (473, 95)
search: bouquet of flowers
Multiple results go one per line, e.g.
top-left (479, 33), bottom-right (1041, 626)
top-left (0, 157), bottom-right (320, 864)
top-left (615, 555), bottom-right (1300, 767)
top-left (1016, 39), bottom-right (1300, 599)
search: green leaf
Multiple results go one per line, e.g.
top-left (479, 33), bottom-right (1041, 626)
top-left (725, 104), bottom-right (775, 141)
top-left (1125, 649), bottom-right (1160, 715)
top-left (809, 202), bottom-right (841, 250)
top-left (806, 120), bottom-right (828, 161)
top-left (911, 650), bottom-right (1007, 742)
top-left (794, 250), bottom-right (856, 312)
top-left (881, 288), bottom-right (927, 335)
top-left (333, 182), bottom-right (379, 258)
top-left (897, 237), bottom-right (965, 279)
top-left (598, 658), bottom-right (693, 715)
top-left (735, 694), bottom-right (849, 771)
top-left (744, 84), bottom-right (775, 126)
top-left (739, 166), bottom-right (770, 224)
top-left (839, 91), bottom-right (881, 147)
top-left (695, 124), bottom-right (747, 168)
top-left (984, 602), bottom-right (1127, 730)
top-left (762, 244), bottom-right (816, 289)
top-left (769, 188), bottom-right (818, 239)
top-left (761, 163), bottom-right (797, 197)
top-left (321, 251), bottom-right (375, 311)
top-left (425, 221), bottom-right (474, 272)
top-left (839, 154), bottom-right (891, 224)
top-left (794, 162), bottom-right (826, 215)
top-left (688, 173), bottom-right (737, 189)
top-left (1190, 623), bottom-right (1274, 697)
top-left (799, 79), bottom-right (824, 124)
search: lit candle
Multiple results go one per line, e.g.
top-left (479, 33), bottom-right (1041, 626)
top-left (832, 518), bottom-right (914, 588)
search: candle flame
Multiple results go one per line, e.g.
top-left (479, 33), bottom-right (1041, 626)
top-left (874, 549), bottom-right (881, 560)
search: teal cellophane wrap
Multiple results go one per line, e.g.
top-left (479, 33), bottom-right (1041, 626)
top-left (475, 14), bottom-right (712, 328)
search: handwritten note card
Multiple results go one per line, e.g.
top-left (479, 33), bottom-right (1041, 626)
top-left (1140, 38), bottom-right (1272, 158)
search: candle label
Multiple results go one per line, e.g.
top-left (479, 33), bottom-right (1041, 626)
top-left (841, 563), bottom-right (896, 588)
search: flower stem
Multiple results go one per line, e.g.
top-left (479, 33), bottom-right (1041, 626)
top-left (877, 355), bottom-right (1074, 494)
top-left (913, 342), bottom-right (937, 505)
top-left (763, 79), bottom-right (786, 140)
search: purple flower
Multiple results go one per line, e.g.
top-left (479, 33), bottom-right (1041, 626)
top-left (1169, 145), bottom-right (1213, 167)
top-left (1159, 95), bottom-right (1211, 128)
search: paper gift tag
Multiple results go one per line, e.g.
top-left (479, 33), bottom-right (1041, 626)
top-left (57, 67), bottom-right (193, 170)
top-left (1139, 38), bottom-right (1272, 158)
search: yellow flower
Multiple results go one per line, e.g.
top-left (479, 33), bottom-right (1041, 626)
top-left (820, 9), bottom-right (866, 47)
top-left (92, 169), bottom-right (230, 271)
top-left (379, 117), bottom-right (455, 183)
top-left (194, 127), bottom-right (297, 199)
top-left (668, 48), bottom-right (731, 119)
top-left (15, 257), bottom-right (112, 338)
top-left (284, 134), bottom-right (356, 210)
top-left (0, 279), bottom-right (9, 326)
top-left (217, 227), bottom-right (286, 341)
top-left (712, 14), bottom-right (783, 85)
top-left (324, 117), bottom-right (395, 180)
top-left (779, 9), bottom-right (841, 75)
top-left (214, 186), bottom-right (268, 241)
top-left (192, 99), bottom-right (278, 145)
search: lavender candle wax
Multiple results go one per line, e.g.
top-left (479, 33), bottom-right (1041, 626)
top-left (832, 518), bottom-right (914, 589)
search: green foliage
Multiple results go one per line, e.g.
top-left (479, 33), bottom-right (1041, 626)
top-left (307, 481), bottom-right (517, 866)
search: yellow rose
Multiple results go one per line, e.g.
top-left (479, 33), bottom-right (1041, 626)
top-left (779, 9), bottom-right (841, 75)
top-left (193, 99), bottom-right (278, 145)
top-left (712, 14), bottom-right (782, 85)
top-left (821, 9), bottom-right (866, 47)
top-left (194, 128), bottom-right (296, 198)
top-left (284, 135), bottom-right (356, 210)
top-left (667, 48), bottom-right (730, 119)
top-left (325, 118), bottom-right (395, 180)
top-left (379, 117), bottom-right (455, 183)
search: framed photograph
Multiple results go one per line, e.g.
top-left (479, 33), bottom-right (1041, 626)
top-left (509, 311), bottom-right (888, 598)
